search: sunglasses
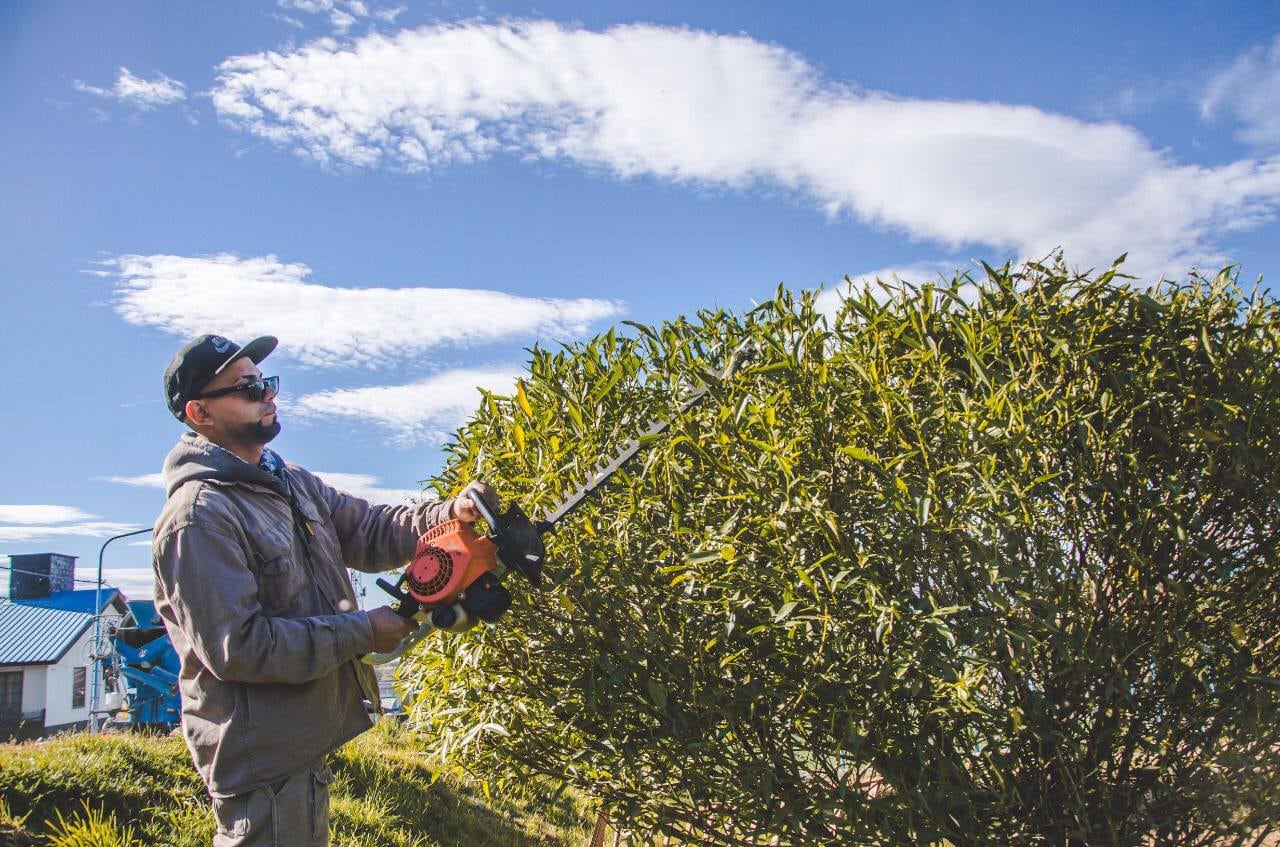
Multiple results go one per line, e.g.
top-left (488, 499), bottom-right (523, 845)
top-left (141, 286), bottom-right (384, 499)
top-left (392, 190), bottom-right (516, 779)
top-left (194, 375), bottom-right (280, 402)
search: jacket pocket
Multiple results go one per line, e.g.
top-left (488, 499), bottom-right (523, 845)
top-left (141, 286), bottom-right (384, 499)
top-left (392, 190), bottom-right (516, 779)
top-left (252, 531), bottom-right (305, 611)
top-left (311, 762), bottom-right (334, 840)
top-left (211, 793), bottom-right (245, 837)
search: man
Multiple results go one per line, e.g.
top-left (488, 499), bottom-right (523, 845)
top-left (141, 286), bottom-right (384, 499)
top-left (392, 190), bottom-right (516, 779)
top-left (152, 333), bottom-right (494, 846)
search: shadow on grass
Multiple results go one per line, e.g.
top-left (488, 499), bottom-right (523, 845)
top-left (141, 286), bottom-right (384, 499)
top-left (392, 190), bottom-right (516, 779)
top-left (330, 722), bottom-right (593, 847)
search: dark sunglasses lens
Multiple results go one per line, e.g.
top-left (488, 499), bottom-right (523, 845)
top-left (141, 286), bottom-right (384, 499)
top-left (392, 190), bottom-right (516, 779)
top-left (251, 376), bottom-right (278, 401)
top-left (243, 376), bottom-right (277, 401)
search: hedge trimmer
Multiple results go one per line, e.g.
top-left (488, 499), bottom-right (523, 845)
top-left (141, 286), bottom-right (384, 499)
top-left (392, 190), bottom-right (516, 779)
top-left (364, 342), bottom-right (756, 664)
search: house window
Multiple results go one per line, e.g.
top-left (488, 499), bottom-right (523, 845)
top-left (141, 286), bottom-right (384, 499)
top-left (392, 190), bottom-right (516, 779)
top-left (72, 667), bottom-right (86, 709)
top-left (0, 672), bottom-right (21, 728)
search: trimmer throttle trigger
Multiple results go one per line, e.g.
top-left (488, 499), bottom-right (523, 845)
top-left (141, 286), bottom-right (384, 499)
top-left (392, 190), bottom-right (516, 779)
top-left (375, 575), bottom-right (422, 620)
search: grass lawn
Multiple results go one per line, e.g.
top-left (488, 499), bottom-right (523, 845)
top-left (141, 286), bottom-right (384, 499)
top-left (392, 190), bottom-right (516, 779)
top-left (0, 719), bottom-right (596, 846)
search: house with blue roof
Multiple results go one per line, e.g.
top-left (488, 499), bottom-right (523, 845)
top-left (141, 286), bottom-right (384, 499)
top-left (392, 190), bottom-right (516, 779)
top-left (1, 553), bottom-right (130, 738)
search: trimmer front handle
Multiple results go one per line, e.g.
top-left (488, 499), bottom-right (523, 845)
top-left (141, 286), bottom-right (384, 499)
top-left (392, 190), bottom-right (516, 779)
top-left (473, 497), bottom-right (546, 588)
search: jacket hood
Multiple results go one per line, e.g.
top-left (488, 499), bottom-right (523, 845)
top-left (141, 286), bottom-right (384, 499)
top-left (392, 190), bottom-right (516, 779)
top-left (162, 432), bottom-right (288, 498)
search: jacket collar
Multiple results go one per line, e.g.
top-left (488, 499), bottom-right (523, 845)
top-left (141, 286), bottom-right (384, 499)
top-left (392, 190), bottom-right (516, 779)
top-left (161, 432), bottom-right (289, 499)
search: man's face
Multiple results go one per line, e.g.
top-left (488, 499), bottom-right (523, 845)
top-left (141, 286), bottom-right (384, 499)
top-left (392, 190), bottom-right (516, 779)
top-left (189, 357), bottom-right (281, 446)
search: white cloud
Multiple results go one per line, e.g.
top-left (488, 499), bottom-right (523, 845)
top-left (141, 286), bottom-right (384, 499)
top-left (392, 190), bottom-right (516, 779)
top-left (104, 253), bottom-right (623, 369)
top-left (97, 473), bottom-right (165, 488)
top-left (0, 505), bottom-right (96, 525)
top-left (276, 0), bottom-right (381, 32)
top-left (278, 0), bottom-right (337, 12)
top-left (331, 11), bottom-right (356, 32)
top-left (311, 471), bottom-right (421, 504)
top-left (73, 67), bottom-right (187, 110)
top-left (291, 365), bottom-right (521, 444)
top-left (815, 262), bottom-right (964, 317)
top-left (1202, 35), bottom-right (1280, 148)
top-left (0, 503), bottom-right (141, 542)
top-left (0, 523), bottom-right (142, 543)
top-left (271, 13), bottom-right (306, 29)
top-left (101, 568), bottom-right (156, 600)
top-left (210, 20), bottom-right (1280, 279)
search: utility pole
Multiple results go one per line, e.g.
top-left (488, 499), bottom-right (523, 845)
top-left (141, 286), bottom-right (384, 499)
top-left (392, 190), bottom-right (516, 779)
top-left (90, 527), bottom-right (151, 734)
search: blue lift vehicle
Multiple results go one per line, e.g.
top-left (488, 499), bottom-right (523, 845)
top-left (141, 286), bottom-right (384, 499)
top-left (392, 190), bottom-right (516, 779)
top-left (100, 600), bottom-right (181, 730)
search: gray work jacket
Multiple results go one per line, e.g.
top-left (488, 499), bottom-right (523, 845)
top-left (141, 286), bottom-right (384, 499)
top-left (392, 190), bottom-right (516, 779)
top-left (152, 433), bottom-right (452, 797)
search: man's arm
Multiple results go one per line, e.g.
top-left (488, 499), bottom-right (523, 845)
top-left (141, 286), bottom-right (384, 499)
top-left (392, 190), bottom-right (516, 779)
top-left (154, 518), bottom-right (375, 684)
top-left (307, 473), bottom-right (455, 572)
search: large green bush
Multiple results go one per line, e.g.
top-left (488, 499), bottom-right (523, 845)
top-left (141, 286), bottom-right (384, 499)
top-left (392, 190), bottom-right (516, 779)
top-left (403, 257), bottom-right (1280, 846)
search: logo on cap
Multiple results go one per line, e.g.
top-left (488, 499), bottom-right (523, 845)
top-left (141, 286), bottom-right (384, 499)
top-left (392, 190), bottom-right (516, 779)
top-left (211, 336), bottom-right (232, 353)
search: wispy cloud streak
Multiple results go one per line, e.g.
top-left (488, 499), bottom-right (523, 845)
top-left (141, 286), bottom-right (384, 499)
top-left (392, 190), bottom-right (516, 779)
top-left (96, 473), bottom-right (165, 489)
top-left (0, 504), bottom-right (140, 543)
top-left (100, 568), bottom-right (158, 599)
top-left (311, 471), bottom-right (421, 504)
top-left (291, 366), bottom-right (521, 444)
top-left (104, 254), bottom-right (623, 368)
top-left (74, 68), bottom-right (187, 109)
top-left (1201, 34), bottom-right (1280, 148)
top-left (210, 20), bottom-right (1280, 277)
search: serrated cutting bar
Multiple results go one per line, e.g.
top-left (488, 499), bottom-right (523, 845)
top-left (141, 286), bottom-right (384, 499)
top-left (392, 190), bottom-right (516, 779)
top-left (536, 341), bottom-right (755, 533)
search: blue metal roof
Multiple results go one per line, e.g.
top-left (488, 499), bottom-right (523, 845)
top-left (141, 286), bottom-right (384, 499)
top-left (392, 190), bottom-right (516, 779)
top-left (0, 601), bottom-right (92, 666)
top-left (11, 588), bottom-right (122, 615)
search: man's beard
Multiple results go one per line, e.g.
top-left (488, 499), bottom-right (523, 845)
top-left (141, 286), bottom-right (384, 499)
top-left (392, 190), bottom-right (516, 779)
top-left (230, 418), bottom-right (282, 445)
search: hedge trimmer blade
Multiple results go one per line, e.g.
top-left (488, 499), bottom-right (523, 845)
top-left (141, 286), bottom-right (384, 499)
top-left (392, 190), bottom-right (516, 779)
top-left (473, 388), bottom-right (707, 585)
top-left (537, 400), bottom-right (691, 531)
top-left (364, 342), bottom-right (755, 664)
top-left (536, 340), bottom-right (757, 535)
top-left (485, 341), bottom-right (757, 571)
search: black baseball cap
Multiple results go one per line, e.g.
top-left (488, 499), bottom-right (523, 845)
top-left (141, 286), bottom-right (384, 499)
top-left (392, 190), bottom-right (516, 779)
top-left (164, 334), bottom-right (277, 422)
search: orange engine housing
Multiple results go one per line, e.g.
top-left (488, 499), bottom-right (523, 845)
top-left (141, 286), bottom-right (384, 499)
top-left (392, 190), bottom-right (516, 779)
top-left (403, 519), bottom-right (499, 606)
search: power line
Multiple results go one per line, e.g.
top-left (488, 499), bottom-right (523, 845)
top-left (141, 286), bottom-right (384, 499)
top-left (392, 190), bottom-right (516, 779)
top-left (0, 563), bottom-right (126, 590)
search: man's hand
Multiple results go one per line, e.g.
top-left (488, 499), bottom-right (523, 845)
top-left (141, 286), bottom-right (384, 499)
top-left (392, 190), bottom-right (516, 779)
top-left (450, 480), bottom-right (500, 523)
top-left (368, 606), bottom-right (416, 653)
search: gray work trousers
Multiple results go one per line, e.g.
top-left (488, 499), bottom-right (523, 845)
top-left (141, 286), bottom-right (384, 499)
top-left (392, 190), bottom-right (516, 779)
top-left (211, 760), bottom-right (334, 847)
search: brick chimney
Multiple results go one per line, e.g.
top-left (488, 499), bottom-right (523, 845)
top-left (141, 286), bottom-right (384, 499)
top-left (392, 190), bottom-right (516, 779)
top-left (8, 553), bottom-right (77, 599)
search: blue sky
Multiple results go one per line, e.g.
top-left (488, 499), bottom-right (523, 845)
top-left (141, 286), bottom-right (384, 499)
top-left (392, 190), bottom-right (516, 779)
top-left (2, 1), bottom-right (1279, 602)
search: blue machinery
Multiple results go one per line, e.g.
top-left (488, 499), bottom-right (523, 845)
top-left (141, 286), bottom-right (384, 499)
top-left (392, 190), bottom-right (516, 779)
top-left (99, 600), bottom-right (181, 729)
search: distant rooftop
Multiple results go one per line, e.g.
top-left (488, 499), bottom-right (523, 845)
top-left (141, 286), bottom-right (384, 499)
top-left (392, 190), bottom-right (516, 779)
top-left (10, 588), bottom-right (125, 616)
top-left (0, 602), bottom-right (93, 666)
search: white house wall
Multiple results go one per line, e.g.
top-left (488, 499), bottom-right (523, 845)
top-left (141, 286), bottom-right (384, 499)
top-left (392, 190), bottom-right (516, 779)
top-left (20, 666), bottom-right (45, 716)
top-left (43, 618), bottom-right (119, 731)
top-left (3, 608), bottom-right (126, 733)
top-left (43, 660), bottom-right (86, 730)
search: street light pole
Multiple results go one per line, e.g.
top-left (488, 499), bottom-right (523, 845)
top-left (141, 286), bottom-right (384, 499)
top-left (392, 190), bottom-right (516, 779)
top-left (90, 527), bottom-right (151, 734)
